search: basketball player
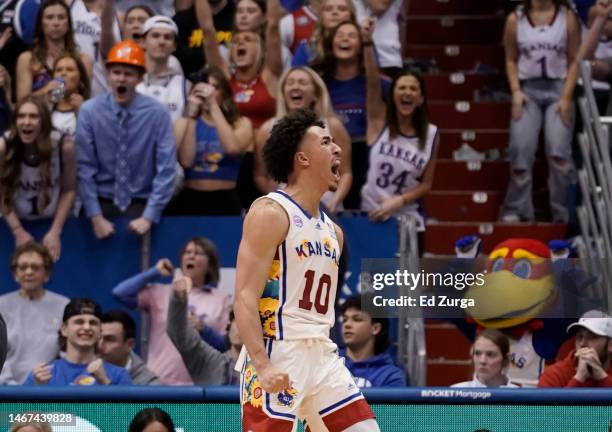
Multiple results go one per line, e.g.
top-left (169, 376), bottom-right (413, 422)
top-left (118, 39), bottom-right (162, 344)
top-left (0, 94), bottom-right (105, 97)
top-left (233, 109), bottom-right (380, 431)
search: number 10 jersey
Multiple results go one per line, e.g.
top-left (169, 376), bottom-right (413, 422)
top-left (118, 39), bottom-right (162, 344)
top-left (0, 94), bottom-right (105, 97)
top-left (258, 190), bottom-right (340, 341)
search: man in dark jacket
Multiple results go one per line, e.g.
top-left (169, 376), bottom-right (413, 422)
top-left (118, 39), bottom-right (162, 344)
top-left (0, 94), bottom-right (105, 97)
top-left (340, 294), bottom-right (407, 387)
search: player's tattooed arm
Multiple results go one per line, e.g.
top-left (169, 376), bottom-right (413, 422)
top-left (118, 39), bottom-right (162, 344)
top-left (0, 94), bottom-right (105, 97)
top-left (234, 199), bottom-right (291, 392)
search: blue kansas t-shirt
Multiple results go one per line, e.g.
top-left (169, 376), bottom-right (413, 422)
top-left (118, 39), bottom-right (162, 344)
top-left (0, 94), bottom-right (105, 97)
top-left (23, 358), bottom-right (132, 386)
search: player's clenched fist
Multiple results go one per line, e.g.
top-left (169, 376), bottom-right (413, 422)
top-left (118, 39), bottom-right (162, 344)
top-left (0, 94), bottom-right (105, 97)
top-left (258, 364), bottom-right (291, 393)
top-left (33, 362), bottom-right (53, 384)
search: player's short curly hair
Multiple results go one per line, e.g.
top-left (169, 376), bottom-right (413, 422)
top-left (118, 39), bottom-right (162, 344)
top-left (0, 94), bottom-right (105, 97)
top-left (263, 109), bottom-right (325, 184)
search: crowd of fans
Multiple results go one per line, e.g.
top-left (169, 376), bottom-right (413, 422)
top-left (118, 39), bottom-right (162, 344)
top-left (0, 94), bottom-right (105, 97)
top-left (0, 0), bottom-right (611, 390)
top-left (1, 239), bottom-right (611, 389)
top-left (0, 0), bottom-right (419, 240)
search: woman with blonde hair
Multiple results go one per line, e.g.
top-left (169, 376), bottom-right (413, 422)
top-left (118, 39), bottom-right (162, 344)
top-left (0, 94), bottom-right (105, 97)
top-left (196, 0), bottom-right (284, 208)
top-left (311, 18), bottom-right (391, 209)
top-left (254, 66), bottom-right (352, 212)
top-left (10, 418), bottom-right (52, 432)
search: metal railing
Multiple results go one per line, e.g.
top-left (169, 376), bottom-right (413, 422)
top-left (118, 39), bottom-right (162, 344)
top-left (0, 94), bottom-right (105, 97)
top-left (397, 215), bottom-right (426, 386)
top-left (577, 60), bottom-right (612, 309)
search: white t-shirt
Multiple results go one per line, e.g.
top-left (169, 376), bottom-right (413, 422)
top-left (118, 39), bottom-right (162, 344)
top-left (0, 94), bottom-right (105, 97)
top-left (136, 71), bottom-right (189, 123)
top-left (70, 0), bottom-right (122, 96)
top-left (451, 373), bottom-right (520, 388)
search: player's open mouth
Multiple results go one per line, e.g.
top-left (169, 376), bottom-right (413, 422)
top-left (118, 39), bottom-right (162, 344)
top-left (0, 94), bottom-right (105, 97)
top-left (185, 263), bottom-right (195, 270)
top-left (117, 85), bottom-right (127, 95)
top-left (236, 47), bottom-right (247, 58)
top-left (331, 159), bottom-right (341, 180)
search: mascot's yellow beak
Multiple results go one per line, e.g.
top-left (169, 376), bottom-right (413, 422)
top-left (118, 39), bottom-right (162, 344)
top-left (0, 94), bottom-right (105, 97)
top-left (465, 270), bottom-right (555, 328)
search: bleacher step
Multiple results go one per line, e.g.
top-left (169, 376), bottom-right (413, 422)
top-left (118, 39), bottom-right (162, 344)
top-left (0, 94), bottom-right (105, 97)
top-left (406, 0), bottom-right (504, 16)
top-left (424, 191), bottom-right (502, 221)
top-left (424, 73), bottom-right (504, 101)
top-left (425, 323), bottom-right (472, 359)
top-left (438, 129), bottom-right (509, 158)
top-left (431, 159), bottom-right (545, 192)
top-left (404, 44), bottom-right (504, 72)
top-left (405, 16), bottom-right (504, 45)
top-left (424, 222), bottom-right (568, 254)
top-left (429, 101), bottom-right (510, 129)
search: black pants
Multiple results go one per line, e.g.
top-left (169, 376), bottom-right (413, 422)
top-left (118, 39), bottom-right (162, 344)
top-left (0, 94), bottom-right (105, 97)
top-left (164, 187), bottom-right (242, 216)
top-left (98, 197), bottom-right (146, 218)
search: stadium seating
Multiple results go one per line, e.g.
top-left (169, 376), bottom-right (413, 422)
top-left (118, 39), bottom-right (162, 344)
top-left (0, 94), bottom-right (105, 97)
top-left (409, 0), bottom-right (569, 385)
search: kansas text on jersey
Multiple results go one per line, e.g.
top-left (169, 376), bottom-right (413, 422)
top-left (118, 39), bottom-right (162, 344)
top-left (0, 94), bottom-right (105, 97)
top-left (258, 191), bottom-right (340, 341)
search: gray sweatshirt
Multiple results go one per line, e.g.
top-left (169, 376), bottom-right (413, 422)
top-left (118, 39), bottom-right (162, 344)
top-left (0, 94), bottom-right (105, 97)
top-left (0, 289), bottom-right (69, 384)
top-left (166, 292), bottom-right (239, 385)
top-left (128, 351), bottom-right (161, 385)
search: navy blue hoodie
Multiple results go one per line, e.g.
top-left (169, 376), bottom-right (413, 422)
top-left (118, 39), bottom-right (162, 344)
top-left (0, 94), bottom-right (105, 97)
top-left (339, 348), bottom-right (407, 387)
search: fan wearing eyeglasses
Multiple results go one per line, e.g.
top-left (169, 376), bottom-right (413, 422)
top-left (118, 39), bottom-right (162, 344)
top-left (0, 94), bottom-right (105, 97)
top-left (0, 242), bottom-right (69, 384)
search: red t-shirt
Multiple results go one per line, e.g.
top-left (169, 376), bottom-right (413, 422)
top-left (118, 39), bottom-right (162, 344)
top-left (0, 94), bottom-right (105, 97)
top-left (290, 6), bottom-right (316, 53)
top-left (230, 74), bottom-right (276, 129)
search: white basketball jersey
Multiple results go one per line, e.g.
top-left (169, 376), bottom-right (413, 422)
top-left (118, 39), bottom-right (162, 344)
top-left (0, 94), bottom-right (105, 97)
top-left (14, 131), bottom-right (63, 220)
top-left (136, 73), bottom-right (188, 123)
top-left (517, 6), bottom-right (568, 80)
top-left (258, 190), bottom-right (341, 341)
top-left (361, 124), bottom-right (437, 228)
top-left (71, 0), bottom-right (122, 96)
